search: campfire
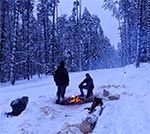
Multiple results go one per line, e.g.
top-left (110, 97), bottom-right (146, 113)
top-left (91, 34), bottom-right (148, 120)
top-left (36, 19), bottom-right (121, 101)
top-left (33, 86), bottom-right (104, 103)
top-left (69, 95), bottom-right (84, 104)
top-left (63, 95), bottom-right (84, 105)
top-left (60, 95), bottom-right (94, 105)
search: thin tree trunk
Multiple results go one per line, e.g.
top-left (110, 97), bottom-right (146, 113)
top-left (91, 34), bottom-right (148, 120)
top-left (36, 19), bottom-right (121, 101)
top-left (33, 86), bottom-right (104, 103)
top-left (10, 0), bottom-right (19, 85)
top-left (51, 0), bottom-right (56, 72)
top-left (26, 0), bottom-right (31, 80)
top-left (0, 0), bottom-right (6, 83)
top-left (146, 0), bottom-right (150, 61)
top-left (136, 0), bottom-right (142, 68)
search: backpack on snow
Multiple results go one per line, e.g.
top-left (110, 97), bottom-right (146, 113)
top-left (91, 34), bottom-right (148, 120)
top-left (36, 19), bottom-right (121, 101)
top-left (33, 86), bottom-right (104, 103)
top-left (6, 96), bottom-right (29, 117)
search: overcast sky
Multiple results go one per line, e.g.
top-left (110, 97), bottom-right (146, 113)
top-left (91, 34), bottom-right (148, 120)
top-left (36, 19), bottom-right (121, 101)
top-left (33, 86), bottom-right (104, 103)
top-left (58, 0), bottom-right (120, 49)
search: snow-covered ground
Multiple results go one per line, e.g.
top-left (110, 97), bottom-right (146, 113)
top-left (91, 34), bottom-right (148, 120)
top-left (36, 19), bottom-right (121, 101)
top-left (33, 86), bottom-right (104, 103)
top-left (0, 63), bottom-right (150, 134)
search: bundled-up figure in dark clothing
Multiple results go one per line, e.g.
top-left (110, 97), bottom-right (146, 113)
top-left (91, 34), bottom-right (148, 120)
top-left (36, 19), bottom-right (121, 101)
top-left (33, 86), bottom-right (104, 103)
top-left (85, 97), bottom-right (103, 114)
top-left (79, 73), bottom-right (94, 98)
top-left (6, 96), bottom-right (29, 117)
top-left (54, 60), bottom-right (69, 104)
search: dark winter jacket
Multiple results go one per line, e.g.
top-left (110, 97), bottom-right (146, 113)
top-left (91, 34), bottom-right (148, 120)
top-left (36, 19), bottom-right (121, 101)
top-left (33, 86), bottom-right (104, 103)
top-left (54, 65), bottom-right (69, 86)
top-left (79, 76), bottom-right (94, 90)
top-left (85, 97), bottom-right (103, 114)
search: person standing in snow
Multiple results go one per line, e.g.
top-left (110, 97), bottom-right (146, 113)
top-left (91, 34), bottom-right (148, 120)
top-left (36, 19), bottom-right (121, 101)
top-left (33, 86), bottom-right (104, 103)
top-left (53, 60), bottom-right (69, 104)
top-left (79, 73), bottom-right (94, 98)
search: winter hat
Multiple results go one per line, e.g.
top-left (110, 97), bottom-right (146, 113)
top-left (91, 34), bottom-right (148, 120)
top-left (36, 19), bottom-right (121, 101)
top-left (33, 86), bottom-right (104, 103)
top-left (85, 73), bottom-right (90, 77)
top-left (59, 60), bottom-right (65, 67)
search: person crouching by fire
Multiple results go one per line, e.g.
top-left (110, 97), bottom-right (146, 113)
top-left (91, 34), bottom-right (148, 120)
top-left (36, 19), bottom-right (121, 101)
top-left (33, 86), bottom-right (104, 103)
top-left (79, 73), bottom-right (94, 98)
top-left (53, 60), bottom-right (69, 104)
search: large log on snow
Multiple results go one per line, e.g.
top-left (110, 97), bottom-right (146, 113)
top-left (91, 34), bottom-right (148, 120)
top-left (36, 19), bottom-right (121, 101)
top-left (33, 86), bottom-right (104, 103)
top-left (80, 106), bottom-right (104, 133)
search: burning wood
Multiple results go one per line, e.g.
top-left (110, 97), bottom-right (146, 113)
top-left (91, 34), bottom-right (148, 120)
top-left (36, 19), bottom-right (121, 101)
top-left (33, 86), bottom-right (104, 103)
top-left (60, 95), bottom-right (94, 105)
top-left (68, 95), bottom-right (84, 104)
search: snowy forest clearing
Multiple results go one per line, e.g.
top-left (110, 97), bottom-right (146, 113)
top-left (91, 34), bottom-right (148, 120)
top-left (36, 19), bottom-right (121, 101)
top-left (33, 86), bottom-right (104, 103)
top-left (0, 63), bottom-right (150, 134)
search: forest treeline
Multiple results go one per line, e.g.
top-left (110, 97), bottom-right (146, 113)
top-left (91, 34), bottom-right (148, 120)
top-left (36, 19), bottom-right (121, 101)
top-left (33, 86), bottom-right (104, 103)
top-left (0, 0), bottom-right (149, 85)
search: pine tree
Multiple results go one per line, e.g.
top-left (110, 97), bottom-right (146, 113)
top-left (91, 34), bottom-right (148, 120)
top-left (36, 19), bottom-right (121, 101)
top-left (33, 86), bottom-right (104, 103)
top-left (19, 0), bottom-right (34, 80)
top-left (73, 0), bottom-right (82, 71)
top-left (37, 0), bottom-right (54, 73)
top-left (81, 7), bottom-right (92, 70)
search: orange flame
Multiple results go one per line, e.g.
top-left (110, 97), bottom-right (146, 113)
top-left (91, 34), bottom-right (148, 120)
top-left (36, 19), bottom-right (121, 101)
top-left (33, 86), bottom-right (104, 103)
top-left (69, 95), bottom-right (83, 104)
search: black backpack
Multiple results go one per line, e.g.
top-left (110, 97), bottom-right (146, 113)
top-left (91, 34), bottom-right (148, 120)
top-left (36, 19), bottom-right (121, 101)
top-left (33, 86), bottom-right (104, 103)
top-left (6, 96), bottom-right (29, 117)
